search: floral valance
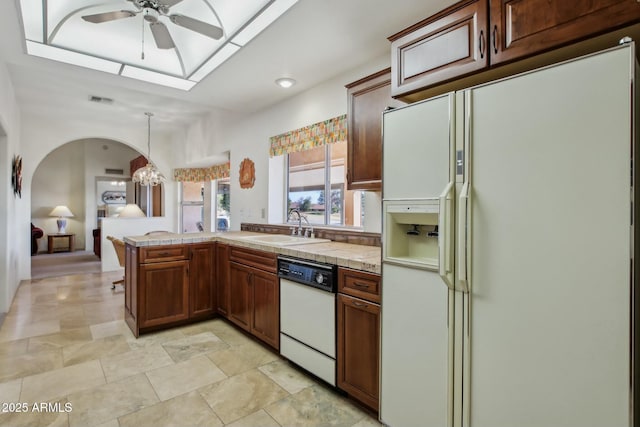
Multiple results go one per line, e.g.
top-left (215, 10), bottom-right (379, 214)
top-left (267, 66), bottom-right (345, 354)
top-left (173, 162), bottom-right (230, 182)
top-left (269, 114), bottom-right (347, 157)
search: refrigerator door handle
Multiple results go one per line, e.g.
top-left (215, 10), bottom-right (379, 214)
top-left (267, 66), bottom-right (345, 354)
top-left (439, 181), bottom-right (455, 289)
top-left (457, 182), bottom-right (470, 293)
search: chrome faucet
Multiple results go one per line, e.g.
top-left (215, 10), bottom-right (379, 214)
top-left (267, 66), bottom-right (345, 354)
top-left (287, 208), bottom-right (308, 236)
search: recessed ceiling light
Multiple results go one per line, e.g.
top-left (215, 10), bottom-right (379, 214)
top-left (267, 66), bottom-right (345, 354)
top-left (275, 77), bottom-right (296, 88)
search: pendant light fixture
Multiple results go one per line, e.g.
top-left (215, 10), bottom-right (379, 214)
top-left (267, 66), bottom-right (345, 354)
top-left (132, 112), bottom-right (166, 186)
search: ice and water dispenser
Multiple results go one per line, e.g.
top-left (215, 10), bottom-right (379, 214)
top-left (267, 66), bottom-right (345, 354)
top-left (383, 199), bottom-right (440, 270)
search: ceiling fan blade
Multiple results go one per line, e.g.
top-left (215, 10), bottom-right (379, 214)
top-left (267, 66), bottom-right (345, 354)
top-left (82, 10), bottom-right (137, 23)
top-left (150, 22), bottom-right (175, 49)
top-left (159, 0), bottom-right (185, 6)
top-left (169, 14), bottom-right (223, 40)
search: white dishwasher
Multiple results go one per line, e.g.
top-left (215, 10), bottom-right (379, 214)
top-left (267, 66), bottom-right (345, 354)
top-left (278, 256), bottom-right (337, 386)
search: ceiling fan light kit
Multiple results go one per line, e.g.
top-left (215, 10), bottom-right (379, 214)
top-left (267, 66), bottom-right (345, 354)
top-left (20, 0), bottom-right (299, 90)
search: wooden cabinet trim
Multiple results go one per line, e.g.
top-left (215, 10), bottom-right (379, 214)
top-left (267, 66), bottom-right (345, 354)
top-left (229, 245), bottom-right (277, 273)
top-left (338, 267), bottom-right (381, 303)
top-left (139, 245), bottom-right (189, 263)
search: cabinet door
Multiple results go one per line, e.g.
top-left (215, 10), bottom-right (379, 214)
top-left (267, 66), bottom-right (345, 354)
top-left (216, 243), bottom-right (230, 317)
top-left (337, 293), bottom-right (380, 411)
top-left (250, 269), bottom-right (280, 350)
top-left (138, 260), bottom-right (189, 329)
top-left (490, 0), bottom-right (640, 65)
top-left (189, 243), bottom-right (215, 319)
top-left (389, 0), bottom-right (488, 99)
top-left (346, 69), bottom-right (404, 191)
top-left (228, 262), bottom-right (252, 332)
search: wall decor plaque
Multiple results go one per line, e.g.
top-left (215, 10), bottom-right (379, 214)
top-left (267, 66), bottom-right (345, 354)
top-left (11, 155), bottom-right (22, 198)
top-left (239, 158), bottom-right (255, 189)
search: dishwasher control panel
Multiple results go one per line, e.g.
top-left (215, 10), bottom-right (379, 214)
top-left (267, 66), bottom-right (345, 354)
top-left (277, 256), bottom-right (336, 293)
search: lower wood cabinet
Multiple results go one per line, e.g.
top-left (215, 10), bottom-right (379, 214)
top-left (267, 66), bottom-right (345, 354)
top-left (216, 243), bottom-right (230, 317)
top-left (125, 242), bottom-right (216, 337)
top-left (337, 267), bottom-right (381, 411)
top-left (228, 246), bottom-right (280, 350)
top-left (139, 260), bottom-right (189, 329)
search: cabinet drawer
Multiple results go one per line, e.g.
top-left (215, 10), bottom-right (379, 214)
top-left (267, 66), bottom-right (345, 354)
top-left (338, 268), bottom-right (381, 303)
top-left (389, 0), bottom-right (488, 99)
top-left (229, 246), bottom-right (277, 274)
top-left (139, 245), bottom-right (189, 263)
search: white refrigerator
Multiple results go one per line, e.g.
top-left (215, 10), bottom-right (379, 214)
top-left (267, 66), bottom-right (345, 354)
top-left (380, 42), bottom-right (638, 427)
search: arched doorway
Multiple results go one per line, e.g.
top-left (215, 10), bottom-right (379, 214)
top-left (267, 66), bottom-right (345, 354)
top-left (30, 138), bottom-right (152, 278)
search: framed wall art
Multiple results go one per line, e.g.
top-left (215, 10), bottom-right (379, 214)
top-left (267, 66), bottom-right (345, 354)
top-left (11, 155), bottom-right (22, 198)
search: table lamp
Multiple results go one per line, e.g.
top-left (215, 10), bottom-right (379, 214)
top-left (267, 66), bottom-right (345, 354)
top-left (118, 204), bottom-right (146, 218)
top-left (49, 205), bottom-right (74, 233)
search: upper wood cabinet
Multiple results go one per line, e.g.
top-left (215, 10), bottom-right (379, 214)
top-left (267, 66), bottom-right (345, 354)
top-left (389, 0), bottom-right (640, 99)
top-left (346, 68), bottom-right (404, 191)
top-left (389, 0), bottom-right (489, 99)
top-left (490, 0), bottom-right (640, 65)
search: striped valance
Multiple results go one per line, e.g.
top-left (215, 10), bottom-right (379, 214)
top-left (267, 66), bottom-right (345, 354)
top-left (269, 114), bottom-right (347, 157)
top-left (173, 162), bottom-right (230, 182)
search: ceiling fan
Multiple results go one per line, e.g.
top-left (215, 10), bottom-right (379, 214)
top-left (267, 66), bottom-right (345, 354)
top-left (81, 0), bottom-right (223, 50)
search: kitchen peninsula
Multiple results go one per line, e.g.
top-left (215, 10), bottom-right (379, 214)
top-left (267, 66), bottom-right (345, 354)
top-left (122, 230), bottom-right (381, 338)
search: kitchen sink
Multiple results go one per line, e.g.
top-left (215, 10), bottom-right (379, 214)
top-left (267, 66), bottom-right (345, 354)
top-left (238, 234), bottom-right (330, 246)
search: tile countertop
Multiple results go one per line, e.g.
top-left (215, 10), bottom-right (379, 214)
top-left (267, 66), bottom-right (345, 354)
top-left (123, 231), bottom-right (381, 275)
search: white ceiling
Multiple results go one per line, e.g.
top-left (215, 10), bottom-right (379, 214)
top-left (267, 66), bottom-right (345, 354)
top-left (1, 0), bottom-right (456, 132)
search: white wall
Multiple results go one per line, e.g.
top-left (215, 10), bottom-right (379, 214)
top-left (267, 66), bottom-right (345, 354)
top-left (0, 62), bottom-right (22, 313)
top-left (181, 54), bottom-right (389, 233)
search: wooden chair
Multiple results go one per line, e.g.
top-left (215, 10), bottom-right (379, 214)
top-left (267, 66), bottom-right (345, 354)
top-left (107, 235), bottom-right (125, 290)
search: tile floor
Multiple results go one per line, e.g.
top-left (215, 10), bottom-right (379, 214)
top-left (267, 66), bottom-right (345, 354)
top-left (0, 270), bottom-right (381, 427)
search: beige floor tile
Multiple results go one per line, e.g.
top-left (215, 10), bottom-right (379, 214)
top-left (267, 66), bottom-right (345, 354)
top-left (100, 344), bottom-right (174, 383)
top-left (184, 319), bottom-right (249, 347)
top-left (118, 390), bottom-right (223, 427)
top-left (206, 339), bottom-right (279, 377)
top-left (199, 369), bottom-right (289, 424)
top-left (89, 320), bottom-right (134, 340)
top-left (0, 319), bottom-right (61, 342)
top-left (27, 327), bottom-right (93, 352)
top-left (20, 360), bottom-right (106, 403)
top-left (161, 331), bottom-right (229, 363)
top-left (225, 409), bottom-right (281, 427)
top-left (258, 359), bottom-right (315, 394)
top-left (0, 338), bottom-right (29, 357)
top-left (94, 420), bottom-right (119, 427)
top-left (0, 397), bottom-right (70, 427)
top-left (67, 374), bottom-right (159, 427)
top-left (351, 416), bottom-right (383, 427)
top-left (62, 334), bottom-right (131, 366)
top-left (265, 385), bottom-right (367, 427)
top-left (0, 378), bottom-right (22, 402)
top-left (146, 354), bottom-right (226, 401)
top-left (125, 328), bottom-right (186, 351)
top-left (0, 349), bottom-right (64, 382)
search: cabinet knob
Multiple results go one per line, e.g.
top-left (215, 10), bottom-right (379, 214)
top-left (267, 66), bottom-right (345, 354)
top-left (492, 25), bottom-right (498, 55)
top-left (479, 30), bottom-right (485, 59)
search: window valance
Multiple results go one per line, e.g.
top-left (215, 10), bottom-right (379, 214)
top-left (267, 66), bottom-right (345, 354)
top-left (173, 162), bottom-right (230, 182)
top-left (269, 114), bottom-right (347, 157)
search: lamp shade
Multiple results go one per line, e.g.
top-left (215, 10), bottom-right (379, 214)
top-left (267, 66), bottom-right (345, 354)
top-left (49, 206), bottom-right (74, 217)
top-left (49, 205), bottom-right (74, 233)
top-left (118, 204), bottom-right (146, 218)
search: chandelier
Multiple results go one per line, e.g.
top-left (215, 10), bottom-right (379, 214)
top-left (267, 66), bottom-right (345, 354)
top-left (132, 112), bottom-right (166, 186)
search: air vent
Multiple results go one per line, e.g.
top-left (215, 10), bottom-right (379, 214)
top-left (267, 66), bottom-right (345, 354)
top-left (105, 168), bottom-right (124, 175)
top-left (89, 95), bottom-right (114, 105)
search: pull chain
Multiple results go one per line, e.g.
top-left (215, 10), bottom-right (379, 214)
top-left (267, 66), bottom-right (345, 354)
top-left (141, 13), bottom-right (145, 60)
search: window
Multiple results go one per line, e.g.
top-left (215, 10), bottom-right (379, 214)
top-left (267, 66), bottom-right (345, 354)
top-left (287, 140), bottom-right (363, 227)
top-left (181, 181), bottom-right (204, 232)
top-left (215, 178), bottom-right (230, 231)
